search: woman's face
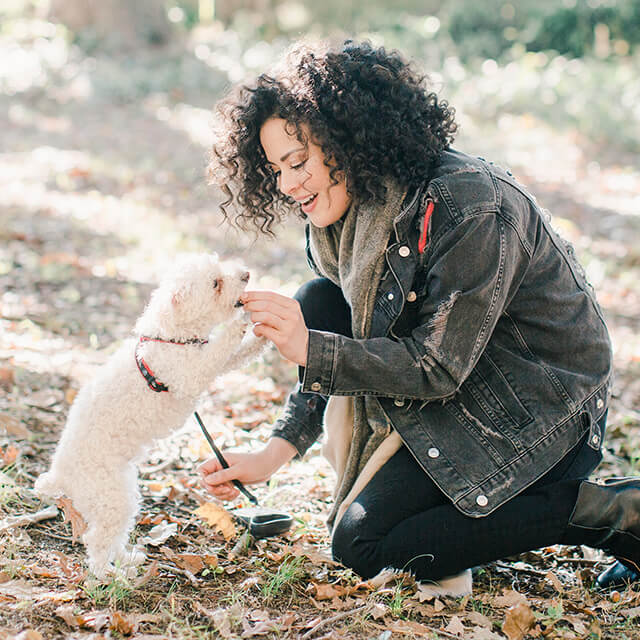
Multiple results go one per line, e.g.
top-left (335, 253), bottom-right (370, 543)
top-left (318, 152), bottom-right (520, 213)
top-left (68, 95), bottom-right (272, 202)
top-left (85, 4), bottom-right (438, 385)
top-left (259, 117), bottom-right (351, 228)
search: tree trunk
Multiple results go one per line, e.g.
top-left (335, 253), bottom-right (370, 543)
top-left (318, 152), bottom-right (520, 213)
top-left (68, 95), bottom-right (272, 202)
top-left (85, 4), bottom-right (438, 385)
top-left (48, 0), bottom-right (171, 49)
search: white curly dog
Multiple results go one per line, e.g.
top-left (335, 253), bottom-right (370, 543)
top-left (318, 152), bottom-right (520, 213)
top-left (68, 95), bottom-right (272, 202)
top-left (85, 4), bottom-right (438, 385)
top-left (35, 253), bottom-right (264, 578)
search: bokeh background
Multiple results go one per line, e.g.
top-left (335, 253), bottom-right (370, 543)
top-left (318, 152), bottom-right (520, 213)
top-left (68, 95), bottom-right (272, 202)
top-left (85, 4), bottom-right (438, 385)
top-left (2, 2), bottom-right (640, 638)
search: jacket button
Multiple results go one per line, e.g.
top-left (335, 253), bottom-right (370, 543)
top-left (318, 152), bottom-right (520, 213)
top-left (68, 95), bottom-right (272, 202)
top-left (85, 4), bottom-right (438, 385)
top-left (311, 381), bottom-right (322, 392)
top-left (387, 292), bottom-right (394, 301)
top-left (476, 495), bottom-right (488, 507)
top-left (407, 291), bottom-right (417, 302)
top-left (596, 398), bottom-right (604, 409)
top-left (399, 246), bottom-right (410, 257)
top-left (394, 398), bottom-right (405, 407)
top-left (592, 434), bottom-right (600, 445)
top-left (428, 447), bottom-right (440, 458)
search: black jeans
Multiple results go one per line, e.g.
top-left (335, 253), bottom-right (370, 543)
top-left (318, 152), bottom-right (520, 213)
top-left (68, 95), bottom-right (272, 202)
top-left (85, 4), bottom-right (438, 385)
top-left (296, 278), bottom-right (603, 580)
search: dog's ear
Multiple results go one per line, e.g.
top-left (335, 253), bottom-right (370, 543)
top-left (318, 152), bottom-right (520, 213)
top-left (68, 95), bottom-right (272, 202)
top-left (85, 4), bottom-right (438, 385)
top-left (171, 285), bottom-right (189, 308)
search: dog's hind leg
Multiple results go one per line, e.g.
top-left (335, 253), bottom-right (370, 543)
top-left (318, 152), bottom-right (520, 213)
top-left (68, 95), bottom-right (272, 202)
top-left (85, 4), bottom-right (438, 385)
top-left (80, 463), bottom-right (141, 579)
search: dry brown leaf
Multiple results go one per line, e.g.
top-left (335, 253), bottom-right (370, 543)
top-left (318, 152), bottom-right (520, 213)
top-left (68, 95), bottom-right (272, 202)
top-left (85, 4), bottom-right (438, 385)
top-left (545, 570), bottom-right (564, 592)
top-left (0, 369), bottom-right (15, 389)
top-left (1, 445), bottom-right (19, 466)
top-left (133, 560), bottom-right (159, 588)
top-left (195, 502), bottom-right (237, 540)
top-left (465, 610), bottom-right (493, 629)
top-left (173, 553), bottom-right (205, 574)
top-left (503, 601), bottom-right (536, 640)
top-left (308, 582), bottom-right (347, 600)
top-left (56, 497), bottom-right (87, 542)
top-left (493, 589), bottom-right (528, 608)
top-left (386, 619), bottom-right (434, 636)
top-left (55, 604), bottom-right (82, 627)
top-left (0, 413), bottom-right (31, 439)
top-left (13, 631), bottom-right (43, 640)
top-left (444, 615), bottom-right (466, 636)
top-left (110, 610), bottom-right (136, 635)
top-left (64, 387), bottom-right (78, 405)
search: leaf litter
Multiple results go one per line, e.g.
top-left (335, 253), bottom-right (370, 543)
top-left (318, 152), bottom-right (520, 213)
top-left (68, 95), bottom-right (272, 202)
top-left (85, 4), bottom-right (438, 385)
top-left (1, 14), bottom-right (640, 640)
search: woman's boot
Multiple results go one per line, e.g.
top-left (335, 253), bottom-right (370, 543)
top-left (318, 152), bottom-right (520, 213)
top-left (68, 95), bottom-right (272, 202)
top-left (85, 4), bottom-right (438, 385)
top-left (596, 560), bottom-right (640, 589)
top-left (565, 477), bottom-right (640, 582)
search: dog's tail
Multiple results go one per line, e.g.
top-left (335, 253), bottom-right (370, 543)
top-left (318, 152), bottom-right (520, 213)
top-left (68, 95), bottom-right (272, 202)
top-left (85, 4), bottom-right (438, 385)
top-left (34, 471), bottom-right (65, 498)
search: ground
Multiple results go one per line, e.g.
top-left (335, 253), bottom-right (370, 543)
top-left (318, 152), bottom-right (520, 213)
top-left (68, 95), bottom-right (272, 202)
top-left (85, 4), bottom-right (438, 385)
top-left (2, 18), bottom-right (640, 640)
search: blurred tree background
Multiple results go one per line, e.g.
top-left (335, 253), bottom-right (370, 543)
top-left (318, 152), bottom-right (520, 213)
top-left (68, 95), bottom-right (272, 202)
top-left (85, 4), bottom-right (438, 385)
top-left (2, 0), bottom-right (639, 152)
top-left (1, 4), bottom-right (640, 637)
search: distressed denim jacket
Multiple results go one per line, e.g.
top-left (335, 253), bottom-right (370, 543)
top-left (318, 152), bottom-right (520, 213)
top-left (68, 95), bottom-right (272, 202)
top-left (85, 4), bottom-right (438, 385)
top-left (272, 148), bottom-right (612, 517)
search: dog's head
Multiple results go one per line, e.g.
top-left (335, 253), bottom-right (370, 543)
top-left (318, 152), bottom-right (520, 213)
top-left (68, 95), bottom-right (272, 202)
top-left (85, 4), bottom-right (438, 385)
top-left (138, 254), bottom-right (250, 338)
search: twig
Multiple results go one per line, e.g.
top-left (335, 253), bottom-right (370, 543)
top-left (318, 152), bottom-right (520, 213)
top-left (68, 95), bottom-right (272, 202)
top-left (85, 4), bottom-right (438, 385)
top-left (156, 562), bottom-right (199, 586)
top-left (33, 527), bottom-right (75, 543)
top-left (138, 457), bottom-right (179, 476)
top-left (301, 604), bottom-right (370, 639)
top-left (0, 505), bottom-right (59, 533)
top-left (555, 557), bottom-right (602, 566)
top-left (494, 562), bottom-right (548, 577)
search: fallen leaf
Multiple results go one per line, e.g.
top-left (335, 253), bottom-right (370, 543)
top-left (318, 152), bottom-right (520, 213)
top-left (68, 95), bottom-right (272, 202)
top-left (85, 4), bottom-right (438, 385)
top-left (444, 615), bottom-right (466, 636)
top-left (386, 619), bottom-right (433, 636)
top-left (370, 602), bottom-right (388, 620)
top-left (195, 502), bottom-right (237, 540)
top-left (493, 589), bottom-right (528, 608)
top-left (467, 626), bottom-right (504, 640)
top-left (56, 604), bottom-right (82, 627)
top-left (110, 610), bottom-right (136, 635)
top-left (503, 601), bottom-right (536, 640)
top-left (0, 414), bottom-right (31, 439)
top-left (13, 631), bottom-right (43, 640)
top-left (308, 582), bottom-right (347, 600)
top-left (137, 520), bottom-right (178, 546)
top-left (56, 497), bottom-right (87, 542)
top-left (1, 444), bottom-right (19, 465)
top-left (545, 570), bottom-right (564, 592)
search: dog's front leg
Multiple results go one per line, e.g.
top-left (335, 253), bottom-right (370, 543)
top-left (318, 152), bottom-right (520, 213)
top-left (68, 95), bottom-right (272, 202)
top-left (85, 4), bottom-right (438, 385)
top-left (219, 332), bottom-right (268, 374)
top-left (199, 317), bottom-right (249, 376)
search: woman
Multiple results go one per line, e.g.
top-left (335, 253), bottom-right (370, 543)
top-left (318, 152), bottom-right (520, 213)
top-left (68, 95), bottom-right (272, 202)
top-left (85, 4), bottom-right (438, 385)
top-left (200, 39), bottom-right (639, 589)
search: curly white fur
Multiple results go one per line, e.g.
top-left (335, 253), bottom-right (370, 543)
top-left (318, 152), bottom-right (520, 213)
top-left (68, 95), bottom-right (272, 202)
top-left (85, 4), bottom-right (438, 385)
top-left (35, 253), bottom-right (265, 578)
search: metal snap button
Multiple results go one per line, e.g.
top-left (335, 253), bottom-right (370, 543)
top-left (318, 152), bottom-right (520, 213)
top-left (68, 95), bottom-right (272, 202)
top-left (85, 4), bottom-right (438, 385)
top-left (428, 447), bottom-right (440, 458)
top-left (407, 291), bottom-right (417, 302)
top-left (476, 495), bottom-right (488, 507)
top-left (387, 292), bottom-right (394, 301)
top-left (399, 246), bottom-right (410, 257)
top-left (394, 398), bottom-right (405, 407)
top-left (592, 434), bottom-right (600, 445)
top-left (311, 381), bottom-right (322, 392)
top-left (596, 398), bottom-right (604, 409)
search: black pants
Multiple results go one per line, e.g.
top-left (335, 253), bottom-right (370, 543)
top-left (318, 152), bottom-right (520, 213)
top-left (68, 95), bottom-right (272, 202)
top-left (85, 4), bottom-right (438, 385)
top-left (296, 278), bottom-right (603, 580)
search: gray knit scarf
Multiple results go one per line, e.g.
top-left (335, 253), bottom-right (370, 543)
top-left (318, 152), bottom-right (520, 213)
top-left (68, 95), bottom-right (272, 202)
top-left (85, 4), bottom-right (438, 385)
top-left (307, 180), bottom-right (407, 527)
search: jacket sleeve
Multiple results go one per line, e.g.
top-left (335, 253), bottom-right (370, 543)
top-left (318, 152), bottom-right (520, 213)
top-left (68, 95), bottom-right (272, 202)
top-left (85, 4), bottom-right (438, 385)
top-left (300, 209), bottom-right (531, 401)
top-left (270, 382), bottom-right (327, 456)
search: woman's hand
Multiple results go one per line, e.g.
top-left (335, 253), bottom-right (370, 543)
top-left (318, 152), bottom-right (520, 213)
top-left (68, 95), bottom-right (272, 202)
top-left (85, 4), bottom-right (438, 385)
top-left (198, 437), bottom-right (297, 501)
top-left (240, 291), bottom-right (309, 366)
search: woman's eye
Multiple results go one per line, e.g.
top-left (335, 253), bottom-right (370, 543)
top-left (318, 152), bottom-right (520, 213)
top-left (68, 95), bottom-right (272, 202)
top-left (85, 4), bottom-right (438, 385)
top-left (212, 279), bottom-right (219, 289)
top-left (291, 161), bottom-right (306, 171)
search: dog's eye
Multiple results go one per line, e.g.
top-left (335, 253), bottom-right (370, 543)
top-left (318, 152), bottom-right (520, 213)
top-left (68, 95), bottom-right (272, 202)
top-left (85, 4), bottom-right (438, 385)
top-left (212, 279), bottom-right (219, 289)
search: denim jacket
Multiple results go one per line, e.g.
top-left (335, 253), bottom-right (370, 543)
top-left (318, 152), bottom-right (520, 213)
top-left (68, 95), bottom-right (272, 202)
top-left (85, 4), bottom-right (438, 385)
top-left (272, 148), bottom-right (612, 517)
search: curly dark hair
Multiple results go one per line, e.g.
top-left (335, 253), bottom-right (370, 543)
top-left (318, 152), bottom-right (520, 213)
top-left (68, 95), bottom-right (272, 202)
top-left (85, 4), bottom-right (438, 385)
top-left (208, 39), bottom-right (457, 235)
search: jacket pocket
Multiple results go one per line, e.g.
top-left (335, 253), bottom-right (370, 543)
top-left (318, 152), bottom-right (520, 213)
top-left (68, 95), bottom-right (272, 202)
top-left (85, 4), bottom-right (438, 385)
top-left (464, 353), bottom-right (534, 431)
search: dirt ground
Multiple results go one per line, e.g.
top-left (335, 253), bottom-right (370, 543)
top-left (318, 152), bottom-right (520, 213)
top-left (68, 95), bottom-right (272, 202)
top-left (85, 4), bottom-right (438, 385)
top-left (2, 22), bottom-right (640, 640)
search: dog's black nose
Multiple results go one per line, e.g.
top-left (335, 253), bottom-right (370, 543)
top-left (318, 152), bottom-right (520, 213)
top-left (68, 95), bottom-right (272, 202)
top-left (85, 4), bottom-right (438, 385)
top-left (241, 271), bottom-right (250, 283)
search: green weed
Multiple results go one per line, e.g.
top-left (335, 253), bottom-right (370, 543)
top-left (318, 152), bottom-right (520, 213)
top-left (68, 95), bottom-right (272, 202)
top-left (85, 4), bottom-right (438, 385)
top-left (260, 555), bottom-right (306, 604)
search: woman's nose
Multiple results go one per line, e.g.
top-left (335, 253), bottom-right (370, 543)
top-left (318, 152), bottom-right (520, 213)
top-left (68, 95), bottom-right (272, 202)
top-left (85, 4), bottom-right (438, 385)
top-left (279, 170), bottom-right (299, 196)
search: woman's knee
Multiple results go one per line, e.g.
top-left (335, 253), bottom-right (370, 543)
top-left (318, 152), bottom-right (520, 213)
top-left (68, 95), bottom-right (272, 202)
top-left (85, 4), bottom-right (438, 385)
top-left (331, 503), bottom-right (380, 578)
top-left (294, 278), bottom-right (351, 334)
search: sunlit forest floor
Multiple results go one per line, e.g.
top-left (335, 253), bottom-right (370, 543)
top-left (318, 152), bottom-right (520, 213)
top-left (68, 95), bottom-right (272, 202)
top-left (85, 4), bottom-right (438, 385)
top-left (1, 16), bottom-right (640, 640)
